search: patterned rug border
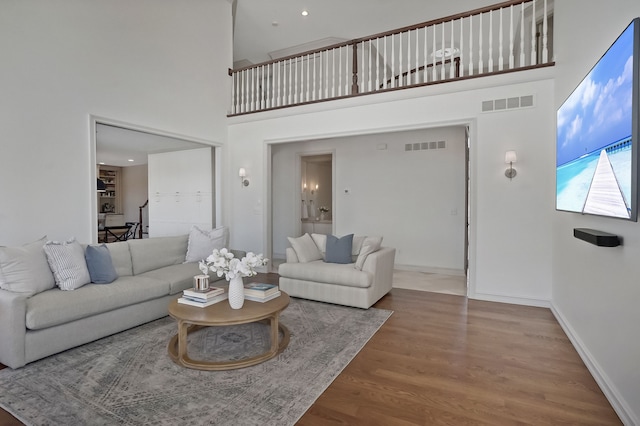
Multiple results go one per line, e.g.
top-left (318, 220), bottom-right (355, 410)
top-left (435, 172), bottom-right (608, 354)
top-left (0, 298), bottom-right (393, 426)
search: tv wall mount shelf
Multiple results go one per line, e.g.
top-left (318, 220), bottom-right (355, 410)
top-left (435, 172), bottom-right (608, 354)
top-left (573, 228), bottom-right (621, 247)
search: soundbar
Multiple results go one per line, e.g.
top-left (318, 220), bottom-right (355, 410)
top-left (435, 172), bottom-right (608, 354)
top-left (573, 228), bottom-right (621, 247)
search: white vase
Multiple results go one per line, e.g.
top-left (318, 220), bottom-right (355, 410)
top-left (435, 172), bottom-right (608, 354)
top-left (228, 276), bottom-right (245, 309)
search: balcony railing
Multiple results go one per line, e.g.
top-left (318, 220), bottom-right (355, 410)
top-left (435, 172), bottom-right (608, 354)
top-left (229, 0), bottom-right (553, 116)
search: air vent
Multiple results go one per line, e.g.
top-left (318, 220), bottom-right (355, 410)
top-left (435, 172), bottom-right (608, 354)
top-left (405, 141), bottom-right (447, 153)
top-left (481, 95), bottom-right (535, 113)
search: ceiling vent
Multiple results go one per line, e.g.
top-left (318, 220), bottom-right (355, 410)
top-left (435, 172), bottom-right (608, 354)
top-left (482, 95), bottom-right (535, 113)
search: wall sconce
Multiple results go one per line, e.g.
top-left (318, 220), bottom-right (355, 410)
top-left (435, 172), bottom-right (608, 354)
top-left (504, 151), bottom-right (517, 180)
top-left (239, 167), bottom-right (250, 187)
top-left (311, 184), bottom-right (318, 194)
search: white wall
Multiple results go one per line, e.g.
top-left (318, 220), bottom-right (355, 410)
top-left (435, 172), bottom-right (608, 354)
top-left (552, 1), bottom-right (640, 423)
top-left (121, 164), bottom-right (148, 225)
top-left (228, 70), bottom-right (555, 306)
top-left (0, 0), bottom-right (231, 245)
top-left (271, 128), bottom-right (467, 271)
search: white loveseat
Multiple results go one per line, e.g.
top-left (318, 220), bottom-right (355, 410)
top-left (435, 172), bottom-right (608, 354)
top-left (278, 233), bottom-right (395, 309)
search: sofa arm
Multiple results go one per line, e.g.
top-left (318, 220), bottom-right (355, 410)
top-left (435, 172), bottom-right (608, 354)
top-left (361, 247), bottom-right (396, 292)
top-left (0, 289), bottom-right (28, 369)
top-left (285, 247), bottom-right (299, 263)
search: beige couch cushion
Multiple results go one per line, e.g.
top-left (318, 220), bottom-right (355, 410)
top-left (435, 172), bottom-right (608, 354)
top-left (278, 260), bottom-right (372, 288)
top-left (288, 233), bottom-right (322, 263)
top-left (129, 235), bottom-right (188, 275)
top-left (25, 275), bottom-right (170, 330)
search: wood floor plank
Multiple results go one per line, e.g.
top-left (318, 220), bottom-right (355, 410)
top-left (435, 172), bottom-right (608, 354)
top-left (0, 276), bottom-right (621, 425)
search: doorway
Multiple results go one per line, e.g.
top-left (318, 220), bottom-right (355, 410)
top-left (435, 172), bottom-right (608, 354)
top-left (90, 117), bottom-right (220, 243)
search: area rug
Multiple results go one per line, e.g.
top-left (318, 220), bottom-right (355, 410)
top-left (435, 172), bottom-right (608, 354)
top-left (0, 298), bottom-right (391, 426)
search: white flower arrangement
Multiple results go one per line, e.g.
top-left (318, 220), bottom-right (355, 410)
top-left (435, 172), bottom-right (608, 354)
top-left (199, 248), bottom-right (268, 281)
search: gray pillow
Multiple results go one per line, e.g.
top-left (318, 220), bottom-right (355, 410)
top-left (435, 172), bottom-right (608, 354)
top-left (324, 234), bottom-right (354, 264)
top-left (85, 244), bottom-right (118, 284)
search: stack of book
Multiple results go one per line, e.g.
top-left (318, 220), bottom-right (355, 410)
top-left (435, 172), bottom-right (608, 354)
top-left (178, 286), bottom-right (227, 307)
top-left (243, 282), bottom-right (281, 303)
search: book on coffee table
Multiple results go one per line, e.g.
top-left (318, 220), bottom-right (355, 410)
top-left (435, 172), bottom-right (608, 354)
top-left (243, 283), bottom-right (279, 298)
top-left (244, 291), bottom-right (281, 303)
top-left (178, 292), bottom-right (228, 307)
top-left (183, 286), bottom-right (224, 300)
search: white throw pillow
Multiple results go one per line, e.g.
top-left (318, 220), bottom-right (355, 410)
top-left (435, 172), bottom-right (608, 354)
top-left (287, 233), bottom-right (322, 263)
top-left (0, 236), bottom-right (56, 296)
top-left (185, 225), bottom-right (229, 263)
top-left (354, 236), bottom-right (383, 270)
top-left (311, 233), bottom-right (327, 259)
top-left (43, 238), bottom-right (91, 291)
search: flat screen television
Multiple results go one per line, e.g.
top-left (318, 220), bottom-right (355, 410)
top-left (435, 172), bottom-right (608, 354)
top-left (556, 18), bottom-right (640, 221)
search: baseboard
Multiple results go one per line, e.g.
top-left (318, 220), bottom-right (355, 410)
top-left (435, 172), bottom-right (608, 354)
top-left (394, 264), bottom-right (465, 276)
top-left (469, 292), bottom-right (550, 308)
top-left (550, 303), bottom-right (636, 426)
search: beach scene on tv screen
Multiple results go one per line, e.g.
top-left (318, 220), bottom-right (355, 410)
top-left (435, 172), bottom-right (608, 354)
top-left (556, 21), bottom-right (634, 219)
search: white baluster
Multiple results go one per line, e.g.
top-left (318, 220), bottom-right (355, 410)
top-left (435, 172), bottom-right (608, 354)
top-left (392, 35), bottom-right (396, 87)
top-left (313, 53), bottom-right (317, 101)
top-left (509, 5), bottom-right (515, 69)
top-left (325, 50), bottom-right (329, 99)
top-left (520, 2), bottom-right (525, 66)
top-left (478, 13), bottom-right (483, 74)
top-left (468, 16), bottom-right (473, 76)
top-left (407, 30), bottom-right (411, 85)
top-left (415, 29), bottom-right (419, 84)
top-left (498, 8), bottom-right (504, 71)
top-left (450, 20), bottom-right (455, 78)
top-left (260, 65), bottom-right (264, 110)
top-left (431, 25), bottom-right (438, 81)
top-left (384, 36), bottom-right (388, 89)
top-left (459, 17), bottom-right (464, 77)
top-left (542, 0), bottom-right (548, 62)
top-left (441, 24), bottom-right (445, 80)
top-left (338, 48), bottom-right (342, 97)
top-left (267, 63), bottom-right (272, 109)
top-left (319, 53), bottom-right (323, 99)
top-left (488, 11), bottom-right (494, 72)
top-left (367, 42), bottom-right (372, 92)
top-left (376, 38), bottom-right (381, 90)
top-left (294, 57), bottom-right (299, 104)
top-left (243, 70), bottom-right (248, 113)
top-left (230, 71), bottom-right (236, 114)
top-left (531, 0), bottom-right (537, 65)
top-left (250, 68), bottom-right (255, 111)
top-left (423, 26), bottom-right (428, 82)
top-left (399, 33), bottom-right (403, 86)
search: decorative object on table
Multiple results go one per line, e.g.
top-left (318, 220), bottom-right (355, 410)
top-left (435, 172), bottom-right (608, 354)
top-left (179, 284), bottom-right (227, 308)
top-left (200, 248), bottom-right (268, 309)
top-left (319, 206), bottom-right (329, 220)
top-left (243, 282), bottom-right (281, 302)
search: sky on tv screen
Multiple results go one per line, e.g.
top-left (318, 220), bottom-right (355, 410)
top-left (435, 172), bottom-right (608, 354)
top-left (556, 21), bottom-right (634, 167)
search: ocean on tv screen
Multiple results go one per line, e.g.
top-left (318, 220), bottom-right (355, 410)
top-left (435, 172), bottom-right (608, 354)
top-left (556, 144), bottom-right (631, 217)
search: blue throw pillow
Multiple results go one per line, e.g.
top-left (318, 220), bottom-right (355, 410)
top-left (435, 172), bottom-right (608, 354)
top-left (324, 234), bottom-right (354, 264)
top-left (85, 244), bottom-right (118, 284)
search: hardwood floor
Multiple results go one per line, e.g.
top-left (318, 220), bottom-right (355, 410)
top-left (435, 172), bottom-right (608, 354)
top-left (0, 273), bottom-right (620, 425)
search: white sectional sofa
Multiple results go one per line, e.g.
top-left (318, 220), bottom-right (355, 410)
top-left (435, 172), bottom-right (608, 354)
top-left (278, 233), bottom-right (395, 309)
top-left (0, 234), bottom-right (237, 369)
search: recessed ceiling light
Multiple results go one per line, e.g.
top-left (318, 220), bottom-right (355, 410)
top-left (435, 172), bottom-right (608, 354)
top-left (272, 21), bottom-right (279, 27)
top-left (301, 10), bottom-right (309, 16)
top-left (99, 162), bottom-right (105, 165)
top-left (128, 159), bottom-right (134, 162)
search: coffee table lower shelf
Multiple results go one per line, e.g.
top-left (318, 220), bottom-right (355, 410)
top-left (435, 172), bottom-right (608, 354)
top-left (167, 321), bottom-right (290, 371)
top-left (167, 292), bottom-right (291, 371)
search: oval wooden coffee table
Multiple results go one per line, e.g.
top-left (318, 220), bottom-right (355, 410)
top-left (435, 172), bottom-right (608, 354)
top-left (168, 291), bottom-right (290, 371)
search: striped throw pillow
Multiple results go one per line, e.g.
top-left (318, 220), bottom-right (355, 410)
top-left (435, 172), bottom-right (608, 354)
top-left (43, 238), bottom-right (91, 290)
